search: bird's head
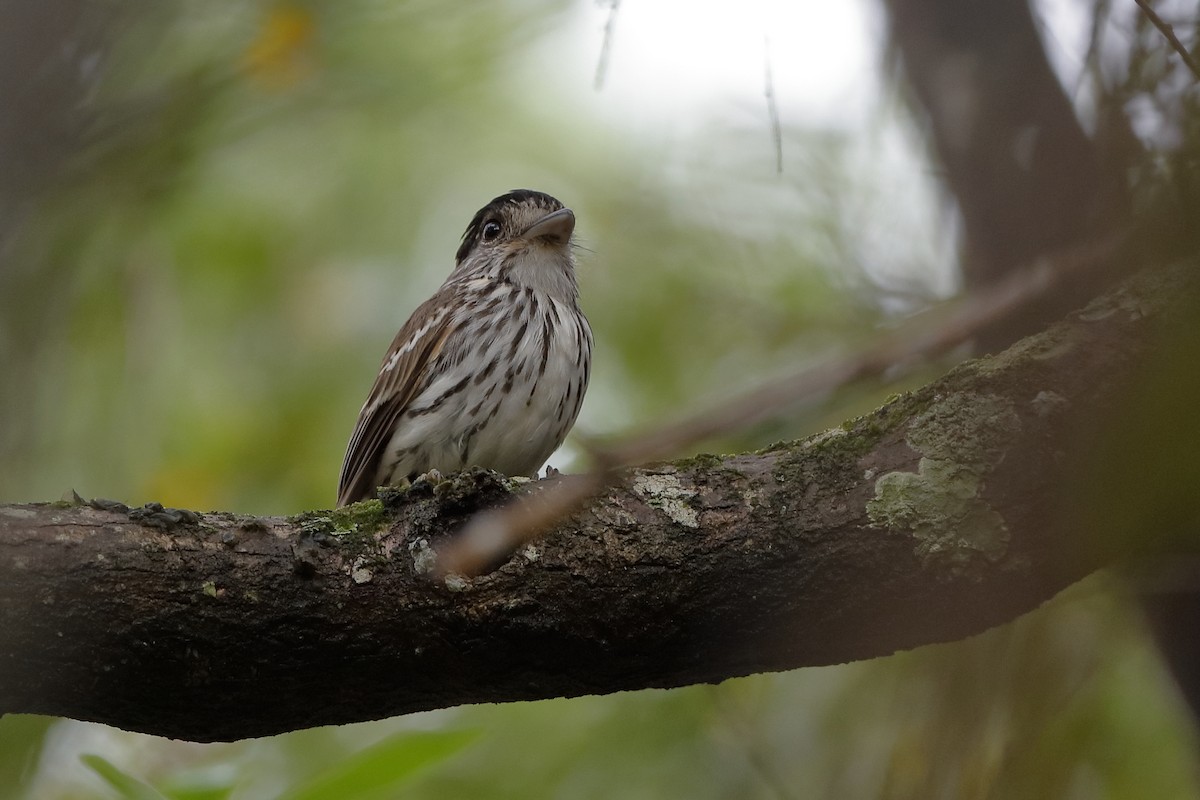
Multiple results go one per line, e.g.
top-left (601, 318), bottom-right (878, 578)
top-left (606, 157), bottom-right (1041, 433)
top-left (454, 189), bottom-right (579, 302)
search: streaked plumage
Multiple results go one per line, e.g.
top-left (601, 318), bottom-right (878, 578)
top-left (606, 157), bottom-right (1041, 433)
top-left (337, 190), bottom-right (592, 507)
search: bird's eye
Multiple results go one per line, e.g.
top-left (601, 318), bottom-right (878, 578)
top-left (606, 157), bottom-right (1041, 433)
top-left (481, 220), bottom-right (502, 242)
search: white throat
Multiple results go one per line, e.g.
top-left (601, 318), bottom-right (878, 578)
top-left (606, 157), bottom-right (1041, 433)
top-left (507, 244), bottom-right (579, 305)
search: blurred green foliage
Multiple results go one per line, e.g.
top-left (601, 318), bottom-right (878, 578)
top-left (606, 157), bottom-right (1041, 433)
top-left (0, 0), bottom-right (922, 514)
top-left (2, 1), bottom-right (1198, 799)
top-left (81, 755), bottom-right (170, 800)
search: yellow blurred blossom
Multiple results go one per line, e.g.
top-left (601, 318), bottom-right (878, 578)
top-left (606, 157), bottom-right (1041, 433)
top-left (242, 5), bottom-right (316, 88)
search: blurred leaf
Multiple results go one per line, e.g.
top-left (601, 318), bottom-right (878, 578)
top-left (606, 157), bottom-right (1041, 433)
top-left (275, 728), bottom-right (478, 800)
top-left (81, 754), bottom-right (170, 800)
top-left (158, 763), bottom-right (237, 800)
top-left (0, 715), bottom-right (55, 799)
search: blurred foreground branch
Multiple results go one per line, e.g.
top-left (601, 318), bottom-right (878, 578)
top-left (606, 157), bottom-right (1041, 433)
top-left (2, 263), bottom-right (1195, 742)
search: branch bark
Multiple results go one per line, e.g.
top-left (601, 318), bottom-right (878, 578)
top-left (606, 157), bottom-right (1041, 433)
top-left (0, 266), bottom-right (1193, 743)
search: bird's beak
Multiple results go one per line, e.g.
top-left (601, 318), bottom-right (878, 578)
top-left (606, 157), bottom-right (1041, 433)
top-left (522, 207), bottom-right (575, 245)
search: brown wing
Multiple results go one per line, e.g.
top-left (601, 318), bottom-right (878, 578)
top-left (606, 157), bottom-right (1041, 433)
top-left (337, 295), bottom-right (459, 506)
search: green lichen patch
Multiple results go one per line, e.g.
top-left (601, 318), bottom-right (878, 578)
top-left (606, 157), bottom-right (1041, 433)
top-left (675, 452), bottom-right (726, 471)
top-left (292, 513), bottom-right (334, 537)
top-left (867, 391), bottom-right (1020, 574)
top-left (870, 464), bottom-right (1008, 567)
top-left (293, 498), bottom-right (384, 533)
top-left (770, 400), bottom-right (913, 490)
top-left (290, 498), bottom-right (391, 563)
top-left (327, 499), bottom-right (387, 536)
top-left (849, 390), bottom-right (930, 440)
top-left (632, 472), bottom-right (700, 528)
top-left (907, 392), bottom-right (1021, 466)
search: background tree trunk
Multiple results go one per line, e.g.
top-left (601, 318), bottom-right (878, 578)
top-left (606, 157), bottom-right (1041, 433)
top-left (884, 0), bottom-right (1200, 717)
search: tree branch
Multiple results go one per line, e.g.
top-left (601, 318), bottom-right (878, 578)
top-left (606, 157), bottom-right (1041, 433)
top-left (0, 265), bottom-right (1194, 743)
top-left (1134, 0), bottom-right (1200, 82)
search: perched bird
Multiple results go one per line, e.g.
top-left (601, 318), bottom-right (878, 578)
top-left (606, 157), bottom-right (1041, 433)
top-left (337, 190), bottom-right (593, 507)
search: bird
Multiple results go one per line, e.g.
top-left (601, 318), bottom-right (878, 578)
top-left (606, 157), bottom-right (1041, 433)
top-left (337, 189), bottom-right (593, 507)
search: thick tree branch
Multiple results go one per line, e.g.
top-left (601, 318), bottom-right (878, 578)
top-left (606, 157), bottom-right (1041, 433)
top-left (0, 265), bottom-right (1194, 743)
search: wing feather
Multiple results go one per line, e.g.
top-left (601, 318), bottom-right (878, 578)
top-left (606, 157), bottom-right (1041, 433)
top-left (336, 295), bottom-right (460, 506)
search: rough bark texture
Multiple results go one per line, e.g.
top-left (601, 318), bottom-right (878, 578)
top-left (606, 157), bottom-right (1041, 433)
top-left (0, 267), bottom-right (1192, 743)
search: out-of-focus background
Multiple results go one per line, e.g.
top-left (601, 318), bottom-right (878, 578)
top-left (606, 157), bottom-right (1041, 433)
top-left (1, 1), bottom-right (1198, 798)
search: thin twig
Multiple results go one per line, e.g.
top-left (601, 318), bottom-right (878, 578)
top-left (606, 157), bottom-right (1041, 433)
top-left (437, 233), bottom-right (1126, 576)
top-left (1134, 0), bottom-right (1200, 81)
top-left (764, 35), bottom-right (783, 174)
top-left (594, 0), bottom-right (622, 91)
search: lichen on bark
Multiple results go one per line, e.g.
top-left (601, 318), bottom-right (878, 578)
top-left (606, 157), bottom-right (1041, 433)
top-left (867, 391), bottom-right (1021, 573)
